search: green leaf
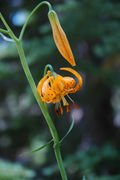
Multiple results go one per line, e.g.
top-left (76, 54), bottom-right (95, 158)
top-left (21, 139), bottom-right (53, 156)
top-left (59, 118), bottom-right (74, 143)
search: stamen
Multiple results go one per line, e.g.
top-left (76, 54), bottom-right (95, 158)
top-left (73, 102), bottom-right (79, 109)
top-left (67, 94), bottom-right (74, 103)
top-left (61, 96), bottom-right (69, 106)
top-left (54, 108), bottom-right (59, 117)
top-left (67, 104), bottom-right (70, 112)
top-left (59, 105), bottom-right (63, 114)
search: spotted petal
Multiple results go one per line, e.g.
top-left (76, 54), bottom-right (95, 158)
top-left (60, 67), bottom-right (82, 93)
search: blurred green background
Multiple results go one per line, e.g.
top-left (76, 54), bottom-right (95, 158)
top-left (0, 0), bottom-right (120, 179)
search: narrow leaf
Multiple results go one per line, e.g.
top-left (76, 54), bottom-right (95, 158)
top-left (21, 139), bottom-right (53, 156)
top-left (60, 118), bottom-right (74, 143)
top-left (0, 32), bottom-right (14, 42)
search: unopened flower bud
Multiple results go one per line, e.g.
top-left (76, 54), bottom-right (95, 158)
top-left (48, 10), bottom-right (76, 66)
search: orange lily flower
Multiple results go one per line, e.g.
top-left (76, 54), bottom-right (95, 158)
top-left (48, 10), bottom-right (76, 66)
top-left (37, 68), bottom-right (82, 116)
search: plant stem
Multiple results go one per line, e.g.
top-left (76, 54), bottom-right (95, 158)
top-left (0, 13), bottom-right (18, 41)
top-left (16, 40), bottom-right (68, 180)
top-left (54, 143), bottom-right (68, 180)
top-left (19, 1), bottom-right (52, 40)
top-left (0, 28), bottom-right (8, 34)
top-left (44, 64), bottom-right (54, 76)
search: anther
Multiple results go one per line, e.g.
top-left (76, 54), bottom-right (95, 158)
top-left (73, 102), bottom-right (79, 109)
top-left (54, 108), bottom-right (60, 117)
top-left (67, 104), bottom-right (70, 112)
top-left (59, 105), bottom-right (63, 115)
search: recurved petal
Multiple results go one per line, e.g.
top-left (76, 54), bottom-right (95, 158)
top-left (48, 10), bottom-right (76, 66)
top-left (60, 67), bottom-right (82, 93)
top-left (37, 71), bottom-right (51, 99)
top-left (42, 76), bottom-right (54, 96)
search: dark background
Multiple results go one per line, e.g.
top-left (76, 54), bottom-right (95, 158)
top-left (0, 0), bottom-right (120, 179)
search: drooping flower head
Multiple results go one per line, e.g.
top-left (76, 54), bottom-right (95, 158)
top-left (37, 68), bottom-right (82, 116)
top-left (48, 10), bottom-right (76, 66)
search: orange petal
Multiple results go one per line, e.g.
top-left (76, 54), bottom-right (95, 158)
top-left (42, 76), bottom-right (54, 97)
top-left (51, 75), bottom-right (64, 92)
top-left (48, 10), bottom-right (76, 66)
top-left (37, 71), bottom-right (51, 100)
top-left (60, 68), bottom-right (82, 93)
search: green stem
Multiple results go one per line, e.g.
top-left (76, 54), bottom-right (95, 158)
top-left (0, 13), bottom-right (18, 41)
top-left (16, 40), bottom-right (68, 180)
top-left (16, 40), bottom-right (57, 139)
top-left (19, 1), bottom-right (52, 40)
top-left (0, 28), bottom-right (8, 34)
top-left (44, 64), bottom-right (54, 76)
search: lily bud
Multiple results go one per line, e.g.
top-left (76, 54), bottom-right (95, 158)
top-left (48, 10), bottom-right (76, 66)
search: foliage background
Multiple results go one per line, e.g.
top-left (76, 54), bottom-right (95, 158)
top-left (0, 0), bottom-right (120, 179)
